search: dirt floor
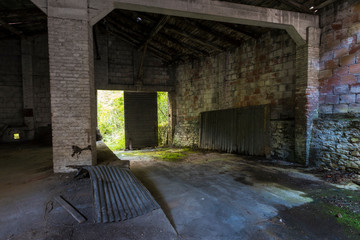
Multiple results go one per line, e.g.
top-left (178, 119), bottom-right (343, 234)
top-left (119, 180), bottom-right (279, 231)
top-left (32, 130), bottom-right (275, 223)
top-left (1, 143), bottom-right (360, 240)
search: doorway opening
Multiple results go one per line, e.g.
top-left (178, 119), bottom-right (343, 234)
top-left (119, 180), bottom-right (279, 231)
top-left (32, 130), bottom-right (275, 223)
top-left (97, 90), bottom-right (125, 151)
top-left (157, 91), bottom-right (169, 146)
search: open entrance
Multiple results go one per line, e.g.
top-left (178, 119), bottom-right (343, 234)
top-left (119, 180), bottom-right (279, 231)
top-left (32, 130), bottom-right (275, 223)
top-left (97, 90), bottom-right (169, 151)
top-left (97, 90), bottom-right (125, 151)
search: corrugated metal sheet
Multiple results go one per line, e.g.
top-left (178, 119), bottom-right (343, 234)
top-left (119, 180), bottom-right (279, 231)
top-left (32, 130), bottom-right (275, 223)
top-left (200, 105), bottom-right (270, 155)
top-left (124, 92), bottom-right (158, 148)
top-left (84, 166), bottom-right (160, 223)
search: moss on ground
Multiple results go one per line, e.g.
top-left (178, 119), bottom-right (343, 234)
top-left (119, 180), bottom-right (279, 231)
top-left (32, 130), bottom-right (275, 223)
top-left (118, 148), bottom-right (196, 162)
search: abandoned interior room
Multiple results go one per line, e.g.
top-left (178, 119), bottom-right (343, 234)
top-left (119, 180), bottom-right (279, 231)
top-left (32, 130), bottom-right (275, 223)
top-left (1, 0), bottom-right (360, 239)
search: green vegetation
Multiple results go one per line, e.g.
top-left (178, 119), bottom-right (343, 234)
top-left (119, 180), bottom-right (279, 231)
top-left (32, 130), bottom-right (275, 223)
top-left (97, 90), bottom-right (169, 151)
top-left (118, 148), bottom-right (195, 162)
top-left (157, 92), bottom-right (169, 146)
top-left (97, 90), bottom-right (125, 150)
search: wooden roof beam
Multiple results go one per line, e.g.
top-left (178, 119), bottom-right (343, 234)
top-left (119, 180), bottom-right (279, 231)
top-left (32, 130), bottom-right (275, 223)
top-left (164, 25), bottom-right (226, 52)
top-left (183, 18), bottom-right (244, 47)
top-left (139, 15), bottom-right (170, 50)
top-left (276, 0), bottom-right (314, 14)
top-left (0, 18), bottom-right (26, 39)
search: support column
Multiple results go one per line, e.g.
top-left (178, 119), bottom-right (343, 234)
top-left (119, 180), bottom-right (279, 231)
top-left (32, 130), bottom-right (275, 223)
top-left (21, 39), bottom-right (35, 140)
top-left (47, 1), bottom-right (97, 172)
top-left (295, 27), bottom-right (320, 165)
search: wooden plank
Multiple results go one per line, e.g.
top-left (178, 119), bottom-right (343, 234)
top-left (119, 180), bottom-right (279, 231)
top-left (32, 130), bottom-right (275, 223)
top-left (54, 196), bottom-right (87, 223)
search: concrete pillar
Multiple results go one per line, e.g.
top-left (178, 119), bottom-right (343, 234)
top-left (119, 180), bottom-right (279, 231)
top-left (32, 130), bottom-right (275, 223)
top-left (21, 39), bottom-right (35, 140)
top-left (295, 27), bottom-right (320, 165)
top-left (47, 0), bottom-right (97, 172)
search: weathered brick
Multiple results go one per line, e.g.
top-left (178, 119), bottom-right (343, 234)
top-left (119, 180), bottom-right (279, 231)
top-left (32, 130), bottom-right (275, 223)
top-left (349, 103), bottom-right (360, 112)
top-left (339, 94), bottom-right (356, 103)
top-left (334, 84), bottom-right (349, 94)
top-left (349, 64), bottom-right (360, 74)
top-left (333, 104), bottom-right (349, 113)
top-left (340, 54), bottom-right (355, 66)
top-left (319, 69), bottom-right (333, 79)
top-left (334, 47), bottom-right (348, 58)
top-left (325, 95), bottom-right (339, 104)
top-left (350, 84), bottom-right (360, 93)
top-left (319, 104), bottom-right (333, 114)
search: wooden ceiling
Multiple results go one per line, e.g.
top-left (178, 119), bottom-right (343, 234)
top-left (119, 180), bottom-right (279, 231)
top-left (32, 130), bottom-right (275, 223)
top-left (0, 0), bottom-right (340, 63)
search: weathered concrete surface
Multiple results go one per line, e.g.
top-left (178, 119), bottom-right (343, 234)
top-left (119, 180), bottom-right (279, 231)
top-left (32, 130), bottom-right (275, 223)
top-left (89, 0), bottom-right (318, 45)
top-left (1, 144), bottom-right (360, 239)
top-left (47, 0), bottom-right (97, 172)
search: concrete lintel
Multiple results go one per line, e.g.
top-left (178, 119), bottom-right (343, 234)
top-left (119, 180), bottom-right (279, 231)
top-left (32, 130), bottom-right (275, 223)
top-left (97, 84), bottom-right (175, 92)
top-left (48, 6), bottom-right (88, 20)
top-left (102, 0), bottom-right (319, 45)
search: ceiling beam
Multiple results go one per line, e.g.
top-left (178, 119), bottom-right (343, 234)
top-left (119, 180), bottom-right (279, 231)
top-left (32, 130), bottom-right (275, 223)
top-left (0, 18), bottom-right (26, 39)
top-left (216, 22), bottom-right (259, 39)
top-left (314, 0), bottom-right (338, 10)
top-left (276, 0), bottom-right (314, 14)
top-left (164, 24), bottom-right (226, 52)
top-left (183, 18), bottom-right (244, 47)
top-left (105, 21), bottom-right (172, 61)
top-left (139, 15), bottom-right (170, 50)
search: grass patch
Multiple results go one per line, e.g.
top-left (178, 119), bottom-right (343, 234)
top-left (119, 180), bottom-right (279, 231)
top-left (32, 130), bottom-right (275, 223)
top-left (322, 203), bottom-right (360, 231)
top-left (118, 148), bottom-right (196, 162)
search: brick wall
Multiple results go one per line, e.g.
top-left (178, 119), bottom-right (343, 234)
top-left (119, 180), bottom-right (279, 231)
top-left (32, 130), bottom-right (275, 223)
top-left (0, 39), bottom-right (23, 128)
top-left (174, 30), bottom-right (297, 159)
top-left (48, 17), bottom-right (96, 172)
top-left (94, 29), bottom-right (173, 90)
top-left (33, 34), bottom-right (51, 130)
top-left (310, 0), bottom-right (360, 170)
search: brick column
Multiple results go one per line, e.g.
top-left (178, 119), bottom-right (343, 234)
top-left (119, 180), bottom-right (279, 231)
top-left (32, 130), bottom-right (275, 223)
top-left (295, 27), bottom-right (320, 165)
top-left (48, 8), bottom-right (96, 172)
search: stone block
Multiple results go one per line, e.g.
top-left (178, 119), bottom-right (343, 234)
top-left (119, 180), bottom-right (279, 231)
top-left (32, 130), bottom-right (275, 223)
top-left (340, 54), bottom-right (355, 66)
top-left (333, 104), bottom-right (349, 113)
top-left (350, 84), bottom-right (360, 93)
top-left (349, 63), bottom-right (360, 74)
top-left (334, 47), bottom-right (348, 58)
top-left (334, 85), bottom-right (349, 94)
top-left (319, 104), bottom-right (333, 114)
top-left (340, 94), bottom-right (356, 103)
top-left (325, 95), bottom-right (339, 104)
top-left (349, 103), bottom-right (360, 112)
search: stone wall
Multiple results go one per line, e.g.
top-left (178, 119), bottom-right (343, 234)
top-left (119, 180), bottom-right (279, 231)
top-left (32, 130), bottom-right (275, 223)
top-left (0, 35), bottom-right (51, 142)
top-left (0, 39), bottom-right (23, 128)
top-left (94, 28), bottom-right (174, 91)
top-left (311, 115), bottom-right (360, 171)
top-left (33, 35), bottom-right (51, 137)
top-left (174, 30), bottom-right (297, 158)
top-left (310, 0), bottom-right (360, 170)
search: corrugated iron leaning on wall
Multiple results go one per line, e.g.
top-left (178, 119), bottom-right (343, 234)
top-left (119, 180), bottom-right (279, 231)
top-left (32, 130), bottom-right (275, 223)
top-left (200, 105), bottom-right (270, 155)
top-left (84, 166), bottom-right (160, 223)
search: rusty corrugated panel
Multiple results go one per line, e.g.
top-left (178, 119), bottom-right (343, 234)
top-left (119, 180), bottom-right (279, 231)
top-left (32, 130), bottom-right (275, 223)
top-left (200, 105), bottom-right (269, 155)
top-left (84, 166), bottom-right (160, 223)
top-left (124, 92), bottom-right (158, 148)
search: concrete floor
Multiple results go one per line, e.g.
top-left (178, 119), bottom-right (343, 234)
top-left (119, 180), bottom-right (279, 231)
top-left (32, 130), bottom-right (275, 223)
top-left (1, 143), bottom-right (360, 240)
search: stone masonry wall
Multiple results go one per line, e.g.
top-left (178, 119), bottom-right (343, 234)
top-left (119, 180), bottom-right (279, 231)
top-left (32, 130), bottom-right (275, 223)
top-left (174, 30), bottom-right (296, 159)
top-left (311, 0), bottom-right (360, 170)
top-left (0, 39), bottom-right (23, 128)
top-left (33, 35), bottom-right (51, 132)
top-left (94, 29), bottom-right (173, 90)
top-left (311, 115), bottom-right (360, 171)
